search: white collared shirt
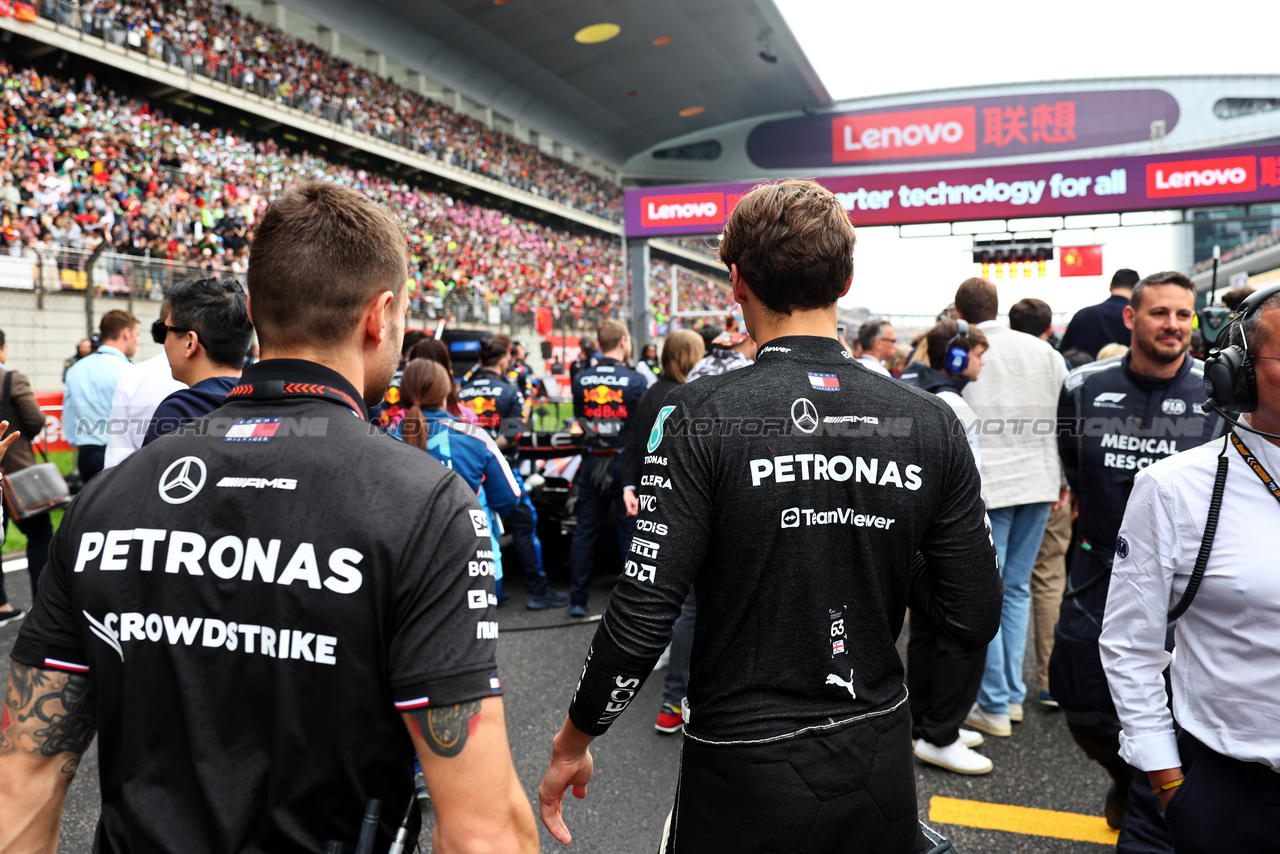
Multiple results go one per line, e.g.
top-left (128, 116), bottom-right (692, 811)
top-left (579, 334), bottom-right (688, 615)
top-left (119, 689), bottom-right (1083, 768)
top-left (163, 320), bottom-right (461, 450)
top-left (961, 322), bottom-right (1067, 508)
top-left (103, 353), bottom-right (184, 468)
top-left (856, 353), bottom-right (890, 376)
top-left (1101, 429), bottom-right (1280, 773)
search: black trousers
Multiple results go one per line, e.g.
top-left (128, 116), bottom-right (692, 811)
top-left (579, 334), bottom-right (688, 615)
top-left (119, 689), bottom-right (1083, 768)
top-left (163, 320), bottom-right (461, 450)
top-left (907, 612), bottom-right (985, 747)
top-left (0, 500), bottom-right (52, 607)
top-left (1164, 731), bottom-right (1280, 854)
top-left (78, 444), bottom-right (106, 482)
top-left (664, 703), bottom-right (930, 854)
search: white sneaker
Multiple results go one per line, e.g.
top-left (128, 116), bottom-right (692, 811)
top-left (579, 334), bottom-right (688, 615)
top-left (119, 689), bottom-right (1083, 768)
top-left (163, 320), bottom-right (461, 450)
top-left (652, 643), bottom-right (671, 672)
top-left (964, 703), bottom-right (1012, 737)
top-left (914, 738), bottom-right (994, 775)
top-left (958, 727), bottom-right (984, 748)
top-left (1008, 703), bottom-right (1024, 723)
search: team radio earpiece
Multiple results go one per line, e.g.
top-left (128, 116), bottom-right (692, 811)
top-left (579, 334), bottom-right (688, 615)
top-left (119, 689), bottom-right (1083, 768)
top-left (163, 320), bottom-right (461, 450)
top-left (1202, 282), bottom-right (1280, 414)
top-left (944, 319), bottom-right (971, 375)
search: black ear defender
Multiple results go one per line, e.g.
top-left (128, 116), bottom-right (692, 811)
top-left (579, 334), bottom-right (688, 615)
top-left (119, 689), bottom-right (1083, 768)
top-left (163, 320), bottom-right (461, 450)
top-left (1203, 282), bottom-right (1280, 413)
top-left (944, 319), bottom-right (970, 375)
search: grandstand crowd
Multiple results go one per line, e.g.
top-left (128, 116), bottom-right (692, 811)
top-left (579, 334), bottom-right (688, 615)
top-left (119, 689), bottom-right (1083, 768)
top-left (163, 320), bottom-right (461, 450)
top-left (32, 0), bottom-right (623, 219)
top-left (3, 60), bottom-right (700, 327)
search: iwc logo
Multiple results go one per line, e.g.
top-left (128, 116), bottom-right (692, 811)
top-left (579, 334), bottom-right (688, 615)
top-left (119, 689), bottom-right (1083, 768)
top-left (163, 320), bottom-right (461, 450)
top-left (158, 456), bottom-right (207, 505)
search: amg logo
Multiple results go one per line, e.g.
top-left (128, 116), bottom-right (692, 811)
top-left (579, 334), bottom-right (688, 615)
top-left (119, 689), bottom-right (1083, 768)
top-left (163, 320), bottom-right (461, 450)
top-left (216, 477), bottom-right (298, 491)
top-left (822, 415), bottom-right (880, 425)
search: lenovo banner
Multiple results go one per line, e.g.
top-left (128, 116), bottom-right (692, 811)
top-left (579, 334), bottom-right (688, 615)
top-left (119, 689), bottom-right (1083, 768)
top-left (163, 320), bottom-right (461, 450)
top-left (625, 144), bottom-right (1280, 238)
top-left (748, 89), bottom-right (1180, 169)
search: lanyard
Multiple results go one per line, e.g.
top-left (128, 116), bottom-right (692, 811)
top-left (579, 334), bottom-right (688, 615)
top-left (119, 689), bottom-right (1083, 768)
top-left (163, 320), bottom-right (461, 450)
top-left (1230, 431), bottom-right (1280, 505)
top-left (225, 381), bottom-right (365, 419)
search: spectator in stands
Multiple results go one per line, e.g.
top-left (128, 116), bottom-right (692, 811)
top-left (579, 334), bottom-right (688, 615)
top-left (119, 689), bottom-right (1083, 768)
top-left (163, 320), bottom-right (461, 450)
top-left (855, 318), bottom-right (896, 376)
top-left (1059, 269), bottom-right (1139, 358)
top-left (144, 277), bottom-right (252, 446)
top-left (63, 310), bottom-right (139, 481)
top-left (0, 328), bottom-right (52, 625)
top-left (954, 278), bottom-right (1069, 739)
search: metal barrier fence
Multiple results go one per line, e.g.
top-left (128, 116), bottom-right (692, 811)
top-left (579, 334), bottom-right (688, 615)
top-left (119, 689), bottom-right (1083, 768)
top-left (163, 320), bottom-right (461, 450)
top-left (26, 0), bottom-right (621, 223)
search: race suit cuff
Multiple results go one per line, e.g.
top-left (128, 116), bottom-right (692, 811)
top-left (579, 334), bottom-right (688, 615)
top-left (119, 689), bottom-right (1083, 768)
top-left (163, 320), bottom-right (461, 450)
top-left (1119, 730), bottom-right (1182, 772)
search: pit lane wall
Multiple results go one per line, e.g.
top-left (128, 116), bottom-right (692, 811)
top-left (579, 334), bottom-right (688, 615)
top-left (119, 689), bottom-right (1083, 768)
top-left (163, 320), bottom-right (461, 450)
top-left (625, 143), bottom-right (1280, 238)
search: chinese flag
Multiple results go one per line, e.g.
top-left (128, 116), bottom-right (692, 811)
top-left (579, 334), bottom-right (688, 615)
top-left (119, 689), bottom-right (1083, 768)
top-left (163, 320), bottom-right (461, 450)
top-left (1059, 245), bottom-right (1103, 277)
top-left (536, 306), bottom-right (553, 337)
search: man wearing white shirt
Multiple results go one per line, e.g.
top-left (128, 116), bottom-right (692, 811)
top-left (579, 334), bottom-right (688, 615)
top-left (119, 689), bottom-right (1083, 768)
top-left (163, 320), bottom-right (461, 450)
top-left (1101, 285), bottom-right (1280, 853)
top-left (854, 318), bottom-right (895, 376)
top-left (955, 278), bottom-right (1069, 739)
top-left (103, 347), bottom-right (184, 469)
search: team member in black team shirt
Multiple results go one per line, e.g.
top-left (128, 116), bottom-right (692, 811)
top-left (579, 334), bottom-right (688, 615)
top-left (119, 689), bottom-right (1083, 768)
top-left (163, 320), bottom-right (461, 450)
top-left (0, 183), bottom-right (538, 854)
top-left (539, 181), bottom-right (1002, 853)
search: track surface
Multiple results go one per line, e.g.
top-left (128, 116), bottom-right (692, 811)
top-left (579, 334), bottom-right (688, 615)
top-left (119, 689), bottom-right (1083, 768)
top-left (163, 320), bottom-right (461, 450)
top-left (0, 557), bottom-right (1119, 853)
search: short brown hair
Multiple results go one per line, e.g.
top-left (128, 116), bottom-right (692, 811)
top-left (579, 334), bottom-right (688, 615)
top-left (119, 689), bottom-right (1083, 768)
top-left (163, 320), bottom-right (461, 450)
top-left (1130, 271), bottom-right (1195, 311)
top-left (99, 309), bottom-right (139, 341)
top-left (925, 319), bottom-right (989, 371)
top-left (718, 180), bottom-right (855, 315)
top-left (247, 182), bottom-right (408, 349)
top-left (597, 319), bottom-right (628, 353)
top-left (1008, 298), bottom-right (1053, 337)
top-left (660, 329), bottom-right (706, 384)
top-left (954, 278), bottom-right (998, 323)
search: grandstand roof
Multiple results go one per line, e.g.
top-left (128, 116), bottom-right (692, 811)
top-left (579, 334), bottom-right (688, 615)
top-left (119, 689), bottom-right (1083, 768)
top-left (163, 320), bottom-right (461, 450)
top-left (279, 0), bottom-right (831, 167)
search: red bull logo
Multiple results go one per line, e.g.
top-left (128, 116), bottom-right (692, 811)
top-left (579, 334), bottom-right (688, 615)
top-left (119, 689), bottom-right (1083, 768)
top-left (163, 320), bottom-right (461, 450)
top-left (465, 397), bottom-right (498, 415)
top-left (584, 386), bottom-right (624, 405)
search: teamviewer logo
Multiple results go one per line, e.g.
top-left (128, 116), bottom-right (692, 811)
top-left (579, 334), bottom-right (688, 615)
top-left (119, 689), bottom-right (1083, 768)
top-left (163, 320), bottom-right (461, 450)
top-left (781, 507), bottom-right (800, 529)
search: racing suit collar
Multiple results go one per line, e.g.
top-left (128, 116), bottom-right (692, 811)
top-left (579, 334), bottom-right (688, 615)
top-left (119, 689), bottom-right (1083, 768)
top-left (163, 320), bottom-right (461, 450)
top-left (1120, 350), bottom-right (1191, 390)
top-left (595, 357), bottom-right (624, 367)
top-left (239, 358), bottom-right (370, 419)
top-left (754, 335), bottom-right (853, 364)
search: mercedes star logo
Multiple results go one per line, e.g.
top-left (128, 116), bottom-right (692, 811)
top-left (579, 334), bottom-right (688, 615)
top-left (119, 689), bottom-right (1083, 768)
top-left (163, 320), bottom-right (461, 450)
top-left (159, 456), bottom-right (208, 504)
top-left (791, 398), bottom-right (818, 434)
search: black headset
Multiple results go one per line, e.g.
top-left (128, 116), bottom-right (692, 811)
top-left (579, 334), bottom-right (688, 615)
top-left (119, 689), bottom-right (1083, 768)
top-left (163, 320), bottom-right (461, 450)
top-left (1202, 282), bottom-right (1280, 413)
top-left (943, 319), bottom-right (971, 375)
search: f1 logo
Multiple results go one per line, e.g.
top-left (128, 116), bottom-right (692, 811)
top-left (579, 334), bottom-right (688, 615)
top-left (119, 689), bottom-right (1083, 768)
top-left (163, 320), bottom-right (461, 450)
top-left (781, 507), bottom-right (800, 528)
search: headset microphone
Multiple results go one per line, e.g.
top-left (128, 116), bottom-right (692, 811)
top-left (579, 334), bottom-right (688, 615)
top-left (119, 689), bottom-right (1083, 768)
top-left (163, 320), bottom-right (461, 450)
top-left (1202, 282), bottom-right (1280, 415)
top-left (1201, 400), bottom-right (1280, 442)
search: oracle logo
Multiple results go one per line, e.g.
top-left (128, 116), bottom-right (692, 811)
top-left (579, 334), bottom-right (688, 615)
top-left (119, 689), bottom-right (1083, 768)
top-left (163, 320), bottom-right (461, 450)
top-left (1146, 156), bottom-right (1257, 198)
top-left (832, 106), bottom-right (976, 164)
top-left (640, 192), bottom-right (724, 227)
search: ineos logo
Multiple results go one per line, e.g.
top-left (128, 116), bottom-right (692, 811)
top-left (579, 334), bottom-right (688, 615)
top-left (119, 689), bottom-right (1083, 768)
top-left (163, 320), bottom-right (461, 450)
top-left (158, 456), bottom-right (207, 505)
top-left (791, 398), bottom-right (818, 434)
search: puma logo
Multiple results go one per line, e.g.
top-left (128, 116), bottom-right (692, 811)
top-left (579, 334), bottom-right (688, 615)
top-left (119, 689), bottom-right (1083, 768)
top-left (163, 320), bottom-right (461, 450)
top-left (825, 670), bottom-right (856, 699)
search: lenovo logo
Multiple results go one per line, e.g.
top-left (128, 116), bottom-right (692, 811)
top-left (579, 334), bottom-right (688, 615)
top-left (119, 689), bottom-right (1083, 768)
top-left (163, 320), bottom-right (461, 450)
top-left (640, 192), bottom-right (724, 227)
top-left (1146, 156), bottom-right (1257, 198)
top-left (832, 106), bottom-right (975, 164)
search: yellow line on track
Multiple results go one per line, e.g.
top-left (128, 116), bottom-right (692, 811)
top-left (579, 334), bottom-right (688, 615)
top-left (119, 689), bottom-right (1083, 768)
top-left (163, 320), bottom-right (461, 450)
top-left (929, 796), bottom-right (1120, 845)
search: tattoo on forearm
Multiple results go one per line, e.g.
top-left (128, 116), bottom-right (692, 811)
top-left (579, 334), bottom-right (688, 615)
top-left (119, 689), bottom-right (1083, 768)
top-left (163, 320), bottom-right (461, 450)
top-left (1, 661), bottom-right (97, 778)
top-left (410, 701), bottom-right (481, 758)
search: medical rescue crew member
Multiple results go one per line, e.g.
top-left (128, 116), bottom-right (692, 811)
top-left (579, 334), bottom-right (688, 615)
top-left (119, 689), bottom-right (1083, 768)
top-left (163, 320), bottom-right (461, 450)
top-left (540, 180), bottom-right (1002, 853)
top-left (1052, 271), bottom-right (1221, 850)
top-left (0, 182), bottom-right (538, 854)
top-left (1102, 284), bottom-right (1280, 854)
top-left (566, 319), bottom-right (646, 617)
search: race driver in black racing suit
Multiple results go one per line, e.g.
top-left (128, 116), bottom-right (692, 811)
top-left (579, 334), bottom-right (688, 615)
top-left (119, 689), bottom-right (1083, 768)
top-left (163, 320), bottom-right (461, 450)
top-left (539, 180), bottom-right (1003, 854)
